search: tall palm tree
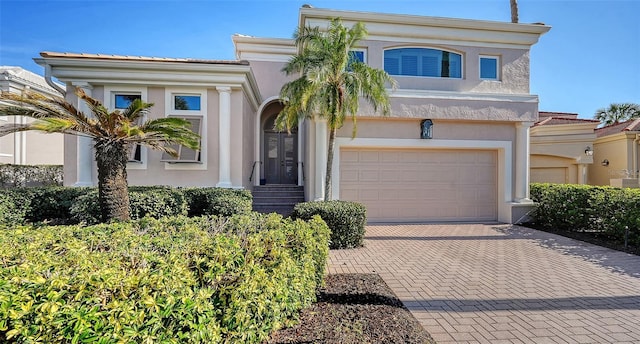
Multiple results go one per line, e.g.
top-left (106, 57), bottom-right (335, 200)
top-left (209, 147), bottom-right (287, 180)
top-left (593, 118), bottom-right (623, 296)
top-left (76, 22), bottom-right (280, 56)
top-left (510, 0), bottom-right (519, 23)
top-left (277, 18), bottom-right (396, 200)
top-left (0, 88), bottom-right (200, 222)
top-left (594, 103), bottom-right (640, 126)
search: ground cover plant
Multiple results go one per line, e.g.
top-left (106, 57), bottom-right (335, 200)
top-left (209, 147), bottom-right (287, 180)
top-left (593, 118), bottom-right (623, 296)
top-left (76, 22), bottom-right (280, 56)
top-left (528, 183), bottom-right (640, 254)
top-left (0, 213), bottom-right (330, 343)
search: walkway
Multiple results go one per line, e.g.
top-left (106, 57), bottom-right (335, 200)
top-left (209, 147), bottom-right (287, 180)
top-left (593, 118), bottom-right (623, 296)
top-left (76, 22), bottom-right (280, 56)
top-left (328, 224), bottom-right (640, 343)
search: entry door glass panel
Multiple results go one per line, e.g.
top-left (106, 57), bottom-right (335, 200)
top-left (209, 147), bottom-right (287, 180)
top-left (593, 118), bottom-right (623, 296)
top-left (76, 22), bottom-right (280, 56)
top-left (265, 133), bottom-right (280, 184)
top-left (264, 132), bottom-right (297, 184)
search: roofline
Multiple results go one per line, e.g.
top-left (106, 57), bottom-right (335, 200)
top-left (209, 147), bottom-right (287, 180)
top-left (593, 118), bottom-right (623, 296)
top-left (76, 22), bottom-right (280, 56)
top-left (39, 52), bottom-right (249, 66)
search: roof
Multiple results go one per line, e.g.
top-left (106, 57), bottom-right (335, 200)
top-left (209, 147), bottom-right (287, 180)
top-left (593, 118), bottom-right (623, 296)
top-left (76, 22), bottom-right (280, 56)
top-left (534, 111), bottom-right (599, 127)
top-left (0, 66), bottom-right (63, 94)
top-left (595, 118), bottom-right (640, 138)
top-left (39, 52), bottom-right (249, 66)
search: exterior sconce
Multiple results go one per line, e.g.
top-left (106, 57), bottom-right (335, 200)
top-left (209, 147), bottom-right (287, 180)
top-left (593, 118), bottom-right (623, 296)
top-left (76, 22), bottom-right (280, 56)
top-left (585, 146), bottom-right (593, 156)
top-left (601, 159), bottom-right (609, 166)
top-left (421, 119), bottom-right (433, 139)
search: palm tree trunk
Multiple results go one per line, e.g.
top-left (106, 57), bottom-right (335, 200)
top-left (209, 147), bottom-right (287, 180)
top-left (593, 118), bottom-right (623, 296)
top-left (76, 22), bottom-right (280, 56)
top-left (95, 140), bottom-right (130, 222)
top-left (510, 0), bottom-right (519, 23)
top-left (324, 127), bottom-right (337, 201)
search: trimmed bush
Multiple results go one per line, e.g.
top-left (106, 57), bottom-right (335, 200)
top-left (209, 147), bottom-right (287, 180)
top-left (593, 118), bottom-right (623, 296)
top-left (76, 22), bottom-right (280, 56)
top-left (70, 187), bottom-right (189, 225)
top-left (292, 200), bottom-right (367, 249)
top-left (0, 163), bottom-right (63, 187)
top-left (0, 214), bottom-right (330, 343)
top-left (182, 187), bottom-right (252, 217)
top-left (529, 183), bottom-right (640, 248)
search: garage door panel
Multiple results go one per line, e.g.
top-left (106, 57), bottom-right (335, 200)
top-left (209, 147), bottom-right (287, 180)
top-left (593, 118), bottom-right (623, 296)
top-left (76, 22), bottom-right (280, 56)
top-left (340, 148), bottom-right (497, 222)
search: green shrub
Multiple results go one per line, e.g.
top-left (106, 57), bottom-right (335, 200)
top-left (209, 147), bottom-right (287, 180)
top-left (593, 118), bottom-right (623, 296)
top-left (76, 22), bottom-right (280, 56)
top-left (292, 200), bottom-right (367, 249)
top-left (182, 187), bottom-right (252, 217)
top-left (0, 163), bottom-right (63, 187)
top-left (530, 183), bottom-right (640, 248)
top-left (0, 214), bottom-right (330, 343)
top-left (0, 191), bottom-right (31, 226)
top-left (70, 187), bottom-right (189, 225)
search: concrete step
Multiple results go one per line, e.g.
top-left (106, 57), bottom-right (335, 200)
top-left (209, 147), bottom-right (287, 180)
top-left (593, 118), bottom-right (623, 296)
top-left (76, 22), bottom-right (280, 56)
top-left (251, 185), bottom-right (305, 216)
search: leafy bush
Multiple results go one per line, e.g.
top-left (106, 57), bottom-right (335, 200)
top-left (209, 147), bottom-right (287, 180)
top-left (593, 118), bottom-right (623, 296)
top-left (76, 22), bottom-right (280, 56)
top-left (70, 187), bottom-right (189, 225)
top-left (529, 183), bottom-right (640, 248)
top-left (0, 191), bottom-right (31, 226)
top-left (182, 187), bottom-right (252, 217)
top-left (292, 200), bottom-right (367, 249)
top-left (0, 214), bottom-right (330, 343)
top-left (0, 163), bottom-right (63, 187)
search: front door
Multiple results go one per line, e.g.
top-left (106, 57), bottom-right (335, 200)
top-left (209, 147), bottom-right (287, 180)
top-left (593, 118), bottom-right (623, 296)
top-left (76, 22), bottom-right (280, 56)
top-left (264, 132), bottom-right (298, 184)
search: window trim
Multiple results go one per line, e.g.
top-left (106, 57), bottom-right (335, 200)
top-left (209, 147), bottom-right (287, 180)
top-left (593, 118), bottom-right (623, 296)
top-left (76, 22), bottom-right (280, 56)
top-left (160, 115), bottom-right (202, 163)
top-left (382, 46), bottom-right (464, 79)
top-left (104, 86), bottom-right (148, 169)
top-left (479, 55), bottom-right (500, 81)
top-left (163, 88), bottom-right (207, 170)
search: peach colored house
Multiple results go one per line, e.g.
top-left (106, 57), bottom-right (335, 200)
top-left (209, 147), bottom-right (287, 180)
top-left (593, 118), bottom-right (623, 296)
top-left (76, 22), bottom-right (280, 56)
top-left (35, 7), bottom-right (550, 223)
top-left (589, 119), bottom-right (640, 187)
top-left (530, 111), bottom-right (599, 184)
top-left (0, 66), bottom-right (64, 165)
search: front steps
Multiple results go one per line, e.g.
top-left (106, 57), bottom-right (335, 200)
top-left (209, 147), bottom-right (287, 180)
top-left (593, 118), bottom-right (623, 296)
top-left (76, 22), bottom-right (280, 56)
top-left (252, 185), bottom-right (305, 216)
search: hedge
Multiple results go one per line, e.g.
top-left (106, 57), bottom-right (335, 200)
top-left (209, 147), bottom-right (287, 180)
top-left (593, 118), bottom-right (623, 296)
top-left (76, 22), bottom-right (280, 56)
top-left (0, 186), bottom-right (252, 226)
top-left (292, 200), bottom-right (367, 249)
top-left (530, 183), bottom-right (640, 248)
top-left (0, 163), bottom-right (63, 187)
top-left (0, 213), bottom-right (331, 343)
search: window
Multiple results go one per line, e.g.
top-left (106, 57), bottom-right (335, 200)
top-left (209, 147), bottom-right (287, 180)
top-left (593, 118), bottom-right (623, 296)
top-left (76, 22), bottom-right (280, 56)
top-left (160, 116), bottom-right (202, 163)
top-left (173, 95), bottom-right (201, 111)
top-left (347, 50), bottom-right (366, 71)
top-left (384, 48), bottom-right (462, 78)
top-left (480, 56), bottom-right (499, 80)
top-left (114, 93), bottom-right (143, 163)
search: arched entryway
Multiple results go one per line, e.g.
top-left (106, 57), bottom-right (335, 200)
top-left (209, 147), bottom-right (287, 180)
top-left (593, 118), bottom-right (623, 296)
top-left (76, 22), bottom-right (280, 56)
top-left (261, 102), bottom-right (298, 185)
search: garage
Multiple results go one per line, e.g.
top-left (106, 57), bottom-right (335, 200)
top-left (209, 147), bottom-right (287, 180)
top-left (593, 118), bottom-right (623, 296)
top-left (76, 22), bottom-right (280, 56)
top-left (339, 148), bottom-right (498, 222)
top-left (530, 167), bottom-right (567, 184)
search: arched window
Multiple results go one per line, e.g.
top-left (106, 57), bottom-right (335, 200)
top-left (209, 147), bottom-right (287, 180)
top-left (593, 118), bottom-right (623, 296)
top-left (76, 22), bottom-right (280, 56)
top-left (384, 48), bottom-right (462, 78)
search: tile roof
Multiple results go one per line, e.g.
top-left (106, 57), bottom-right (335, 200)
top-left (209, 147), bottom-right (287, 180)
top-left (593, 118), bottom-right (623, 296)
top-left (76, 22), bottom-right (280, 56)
top-left (39, 52), bottom-right (249, 65)
top-left (595, 118), bottom-right (640, 137)
top-left (534, 111), bottom-right (599, 127)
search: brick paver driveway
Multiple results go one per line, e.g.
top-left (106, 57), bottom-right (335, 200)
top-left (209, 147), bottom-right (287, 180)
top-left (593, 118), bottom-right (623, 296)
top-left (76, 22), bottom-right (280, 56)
top-left (328, 224), bottom-right (640, 344)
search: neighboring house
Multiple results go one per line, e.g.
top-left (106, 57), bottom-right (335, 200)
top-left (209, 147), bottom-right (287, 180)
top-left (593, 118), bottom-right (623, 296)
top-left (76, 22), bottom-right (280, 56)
top-left (0, 66), bottom-right (64, 165)
top-left (530, 111), bottom-right (598, 184)
top-left (589, 119), bottom-right (640, 187)
top-left (35, 6), bottom-right (549, 223)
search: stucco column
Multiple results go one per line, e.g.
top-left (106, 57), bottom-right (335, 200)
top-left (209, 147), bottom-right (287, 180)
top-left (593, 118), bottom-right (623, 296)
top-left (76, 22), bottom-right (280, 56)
top-left (73, 82), bottom-right (94, 186)
top-left (578, 164), bottom-right (587, 185)
top-left (515, 121), bottom-right (533, 202)
top-left (314, 118), bottom-right (327, 201)
top-left (216, 86), bottom-right (232, 188)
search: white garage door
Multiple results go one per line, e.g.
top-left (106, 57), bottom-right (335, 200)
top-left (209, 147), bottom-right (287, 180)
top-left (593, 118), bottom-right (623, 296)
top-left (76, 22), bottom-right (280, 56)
top-left (339, 148), bottom-right (498, 222)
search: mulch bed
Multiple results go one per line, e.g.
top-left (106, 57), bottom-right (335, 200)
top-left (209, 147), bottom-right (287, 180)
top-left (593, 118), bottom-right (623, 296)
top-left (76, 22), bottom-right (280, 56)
top-left (266, 273), bottom-right (435, 344)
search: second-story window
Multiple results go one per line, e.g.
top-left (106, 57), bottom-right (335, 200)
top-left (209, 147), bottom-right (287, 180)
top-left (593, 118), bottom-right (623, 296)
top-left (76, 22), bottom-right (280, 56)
top-left (479, 55), bottom-right (500, 80)
top-left (384, 48), bottom-right (462, 78)
top-left (347, 50), bottom-right (366, 71)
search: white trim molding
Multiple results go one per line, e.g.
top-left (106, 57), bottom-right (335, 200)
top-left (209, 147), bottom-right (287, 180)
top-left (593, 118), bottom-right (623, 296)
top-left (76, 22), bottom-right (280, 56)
top-left (331, 137), bottom-right (517, 223)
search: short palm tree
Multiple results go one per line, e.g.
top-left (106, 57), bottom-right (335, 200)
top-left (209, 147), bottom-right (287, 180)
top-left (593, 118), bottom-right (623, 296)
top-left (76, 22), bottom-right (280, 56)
top-left (277, 18), bottom-right (396, 200)
top-left (594, 103), bottom-right (640, 126)
top-left (0, 88), bottom-right (200, 222)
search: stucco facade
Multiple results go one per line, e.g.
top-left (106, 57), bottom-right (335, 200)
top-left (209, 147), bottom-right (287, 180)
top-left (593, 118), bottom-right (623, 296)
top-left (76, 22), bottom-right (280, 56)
top-left (36, 6), bottom-right (549, 223)
top-left (0, 66), bottom-right (64, 165)
top-left (588, 119), bottom-right (640, 187)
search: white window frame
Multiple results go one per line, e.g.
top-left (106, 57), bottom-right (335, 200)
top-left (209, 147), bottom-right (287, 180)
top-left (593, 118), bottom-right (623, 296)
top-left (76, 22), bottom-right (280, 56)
top-left (163, 89), bottom-right (207, 170)
top-left (104, 86), bottom-right (148, 170)
top-left (382, 46), bottom-right (464, 79)
top-left (479, 55), bottom-right (500, 81)
top-left (350, 48), bottom-right (367, 64)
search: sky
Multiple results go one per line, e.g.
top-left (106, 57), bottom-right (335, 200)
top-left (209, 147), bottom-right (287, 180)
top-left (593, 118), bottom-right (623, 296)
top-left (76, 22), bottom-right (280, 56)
top-left (1, 0), bottom-right (638, 119)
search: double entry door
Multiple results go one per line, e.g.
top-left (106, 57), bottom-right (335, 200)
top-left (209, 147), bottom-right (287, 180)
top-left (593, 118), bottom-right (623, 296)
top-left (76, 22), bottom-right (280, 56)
top-left (264, 132), bottom-right (297, 184)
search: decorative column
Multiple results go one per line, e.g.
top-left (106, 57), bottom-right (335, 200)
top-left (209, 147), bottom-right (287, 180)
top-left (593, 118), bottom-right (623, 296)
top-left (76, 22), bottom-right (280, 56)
top-left (73, 82), bottom-right (94, 186)
top-left (298, 118), bottom-right (304, 186)
top-left (216, 86), bottom-right (232, 188)
top-left (578, 164), bottom-right (587, 185)
top-left (314, 118), bottom-right (327, 201)
top-left (515, 121), bottom-right (533, 202)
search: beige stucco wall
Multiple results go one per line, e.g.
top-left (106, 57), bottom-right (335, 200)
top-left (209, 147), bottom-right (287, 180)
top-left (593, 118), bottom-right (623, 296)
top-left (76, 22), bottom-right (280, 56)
top-left (589, 133), bottom-right (639, 186)
top-left (531, 155), bottom-right (578, 184)
top-left (247, 60), bottom-right (291, 100)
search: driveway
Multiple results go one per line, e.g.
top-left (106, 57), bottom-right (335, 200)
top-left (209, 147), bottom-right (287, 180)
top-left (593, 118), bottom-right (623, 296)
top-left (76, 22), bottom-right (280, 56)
top-left (328, 224), bottom-right (640, 344)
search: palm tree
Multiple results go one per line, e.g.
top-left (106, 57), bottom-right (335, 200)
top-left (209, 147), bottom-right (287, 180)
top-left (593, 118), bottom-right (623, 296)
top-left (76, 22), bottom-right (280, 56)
top-left (510, 0), bottom-right (519, 23)
top-left (277, 18), bottom-right (396, 200)
top-left (594, 103), bottom-right (640, 126)
top-left (0, 88), bottom-right (200, 222)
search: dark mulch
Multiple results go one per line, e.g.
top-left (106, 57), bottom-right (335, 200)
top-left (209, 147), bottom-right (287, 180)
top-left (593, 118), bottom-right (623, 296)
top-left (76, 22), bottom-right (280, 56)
top-left (266, 273), bottom-right (435, 344)
top-left (524, 223), bottom-right (640, 256)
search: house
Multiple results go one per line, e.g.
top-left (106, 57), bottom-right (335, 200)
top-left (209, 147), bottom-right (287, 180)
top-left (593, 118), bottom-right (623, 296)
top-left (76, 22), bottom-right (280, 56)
top-left (0, 66), bottom-right (64, 165)
top-left (589, 119), bottom-right (640, 187)
top-left (35, 6), bottom-right (550, 223)
top-left (530, 111), bottom-right (599, 184)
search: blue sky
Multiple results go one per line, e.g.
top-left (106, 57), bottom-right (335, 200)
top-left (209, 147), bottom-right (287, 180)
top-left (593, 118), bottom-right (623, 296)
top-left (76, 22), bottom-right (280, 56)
top-left (1, 0), bottom-right (638, 119)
